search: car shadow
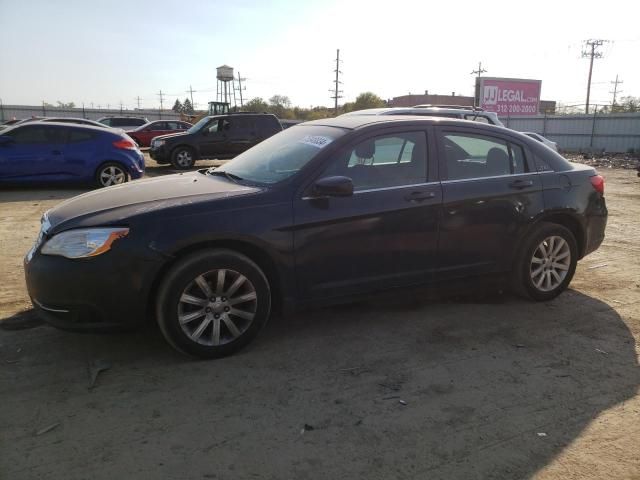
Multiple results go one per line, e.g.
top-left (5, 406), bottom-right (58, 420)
top-left (0, 186), bottom-right (88, 203)
top-left (1, 288), bottom-right (638, 479)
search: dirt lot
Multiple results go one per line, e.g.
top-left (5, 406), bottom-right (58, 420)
top-left (1, 158), bottom-right (639, 480)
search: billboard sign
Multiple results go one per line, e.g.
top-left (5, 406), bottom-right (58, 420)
top-left (476, 77), bottom-right (541, 116)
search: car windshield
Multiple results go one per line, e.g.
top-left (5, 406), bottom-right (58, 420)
top-left (211, 125), bottom-right (346, 184)
top-left (187, 117), bottom-right (211, 134)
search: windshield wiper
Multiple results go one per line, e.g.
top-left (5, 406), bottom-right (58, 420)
top-left (206, 168), bottom-right (244, 183)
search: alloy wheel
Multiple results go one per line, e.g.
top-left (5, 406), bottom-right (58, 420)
top-left (177, 269), bottom-right (258, 346)
top-left (530, 235), bottom-right (571, 292)
top-left (175, 150), bottom-right (193, 168)
top-left (99, 165), bottom-right (126, 186)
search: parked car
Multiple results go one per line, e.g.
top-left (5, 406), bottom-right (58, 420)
top-left (149, 113), bottom-right (282, 169)
top-left (0, 123), bottom-right (144, 187)
top-left (24, 116), bottom-right (607, 358)
top-left (128, 120), bottom-right (192, 148)
top-left (97, 116), bottom-right (149, 131)
top-left (523, 132), bottom-right (558, 151)
top-left (343, 105), bottom-right (504, 127)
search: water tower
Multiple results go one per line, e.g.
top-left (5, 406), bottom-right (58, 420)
top-left (216, 65), bottom-right (236, 107)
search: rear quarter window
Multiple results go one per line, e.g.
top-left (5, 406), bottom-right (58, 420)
top-left (68, 129), bottom-right (96, 143)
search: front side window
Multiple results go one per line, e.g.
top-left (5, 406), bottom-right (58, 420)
top-left (323, 131), bottom-right (427, 191)
top-left (6, 126), bottom-right (62, 144)
top-left (150, 122), bottom-right (166, 131)
top-left (443, 133), bottom-right (527, 180)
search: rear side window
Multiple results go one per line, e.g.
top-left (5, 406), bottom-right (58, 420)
top-left (150, 122), bottom-right (166, 131)
top-left (442, 133), bottom-right (528, 180)
top-left (255, 117), bottom-right (279, 136)
top-left (67, 129), bottom-right (95, 143)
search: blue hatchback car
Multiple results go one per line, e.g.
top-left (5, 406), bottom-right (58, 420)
top-left (0, 122), bottom-right (144, 187)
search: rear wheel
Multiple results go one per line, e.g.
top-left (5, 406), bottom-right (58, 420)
top-left (513, 222), bottom-right (578, 301)
top-left (171, 147), bottom-right (195, 169)
top-left (156, 249), bottom-right (271, 358)
top-left (96, 162), bottom-right (128, 188)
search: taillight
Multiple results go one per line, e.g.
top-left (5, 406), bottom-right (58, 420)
top-left (590, 174), bottom-right (605, 195)
top-left (113, 139), bottom-right (137, 150)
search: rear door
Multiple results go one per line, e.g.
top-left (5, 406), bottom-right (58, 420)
top-left (293, 127), bottom-right (442, 300)
top-left (60, 127), bottom-right (100, 180)
top-left (0, 125), bottom-right (66, 180)
top-left (435, 126), bottom-right (543, 278)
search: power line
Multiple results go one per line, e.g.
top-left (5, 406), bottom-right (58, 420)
top-left (582, 39), bottom-right (608, 114)
top-left (329, 48), bottom-right (343, 115)
top-left (610, 74), bottom-right (623, 109)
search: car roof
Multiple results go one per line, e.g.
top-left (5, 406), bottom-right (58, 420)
top-left (8, 122), bottom-right (118, 133)
top-left (41, 117), bottom-right (99, 122)
top-left (300, 114), bottom-right (504, 131)
top-left (345, 107), bottom-right (499, 116)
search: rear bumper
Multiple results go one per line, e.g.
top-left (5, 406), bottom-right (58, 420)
top-left (583, 197), bottom-right (608, 257)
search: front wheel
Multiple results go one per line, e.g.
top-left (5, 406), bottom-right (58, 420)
top-left (96, 162), bottom-right (128, 188)
top-left (171, 147), bottom-right (196, 169)
top-left (513, 222), bottom-right (578, 301)
top-left (156, 249), bottom-right (271, 358)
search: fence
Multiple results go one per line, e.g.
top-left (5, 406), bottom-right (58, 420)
top-left (501, 112), bottom-right (640, 153)
top-left (0, 104), bottom-right (182, 122)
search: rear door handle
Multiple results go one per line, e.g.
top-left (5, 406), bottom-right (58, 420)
top-left (404, 190), bottom-right (435, 202)
top-left (508, 179), bottom-right (533, 189)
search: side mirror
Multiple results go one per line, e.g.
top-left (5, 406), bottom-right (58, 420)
top-left (0, 135), bottom-right (14, 145)
top-left (312, 176), bottom-right (353, 197)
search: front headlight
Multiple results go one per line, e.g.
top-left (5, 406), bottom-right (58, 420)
top-left (41, 228), bottom-right (129, 259)
top-left (153, 139), bottom-right (165, 147)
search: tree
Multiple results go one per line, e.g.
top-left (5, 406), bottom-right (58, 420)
top-left (268, 95), bottom-right (292, 118)
top-left (172, 99), bottom-right (183, 113)
top-left (183, 98), bottom-right (194, 114)
top-left (244, 97), bottom-right (269, 113)
top-left (353, 92), bottom-right (385, 111)
top-left (619, 96), bottom-right (639, 113)
top-left (56, 101), bottom-right (75, 108)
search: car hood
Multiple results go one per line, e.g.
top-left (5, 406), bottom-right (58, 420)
top-left (46, 172), bottom-right (261, 232)
top-left (152, 131), bottom-right (189, 142)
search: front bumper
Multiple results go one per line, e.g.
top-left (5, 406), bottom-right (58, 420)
top-left (149, 145), bottom-right (170, 163)
top-left (24, 245), bottom-right (163, 332)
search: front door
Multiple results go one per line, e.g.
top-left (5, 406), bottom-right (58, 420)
top-left (434, 126), bottom-right (544, 278)
top-left (293, 128), bottom-right (441, 301)
top-left (199, 118), bottom-right (229, 159)
top-left (0, 125), bottom-right (66, 181)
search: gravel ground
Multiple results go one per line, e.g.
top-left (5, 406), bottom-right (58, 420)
top-left (0, 157), bottom-right (638, 479)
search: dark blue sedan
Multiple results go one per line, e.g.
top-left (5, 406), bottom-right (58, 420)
top-left (0, 122), bottom-right (144, 187)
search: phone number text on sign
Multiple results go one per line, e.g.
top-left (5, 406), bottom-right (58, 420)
top-left (494, 104), bottom-right (538, 114)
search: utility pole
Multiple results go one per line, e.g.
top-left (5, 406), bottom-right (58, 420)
top-left (157, 90), bottom-right (165, 118)
top-left (470, 62), bottom-right (487, 108)
top-left (186, 85), bottom-right (196, 108)
top-left (235, 72), bottom-right (247, 107)
top-left (119, 101), bottom-right (124, 114)
top-left (610, 74), bottom-right (623, 111)
top-left (470, 61), bottom-right (487, 78)
top-left (329, 49), bottom-right (343, 115)
top-left (582, 39), bottom-right (607, 114)
top-left (135, 96), bottom-right (141, 109)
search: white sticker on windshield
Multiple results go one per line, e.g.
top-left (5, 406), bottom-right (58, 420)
top-left (299, 135), bottom-right (333, 149)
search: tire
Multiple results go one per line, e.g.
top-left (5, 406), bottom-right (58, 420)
top-left (171, 146), bottom-right (196, 169)
top-left (512, 222), bottom-right (578, 301)
top-left (96, 162), bottom-right (128, 188)
top-left (156, 249), bottom-right (271, 358)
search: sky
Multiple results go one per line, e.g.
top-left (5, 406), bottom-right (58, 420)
top-left (0, 0), bottom-right (639, 111)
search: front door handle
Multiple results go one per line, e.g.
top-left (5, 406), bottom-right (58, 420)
top-left (404, 191), bottom-right (435, 202)
top-left (509, 179), bottom-right (533, 189)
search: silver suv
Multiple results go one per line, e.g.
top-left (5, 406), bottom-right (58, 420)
top-left (343, 104), bottom-right (504, 127)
